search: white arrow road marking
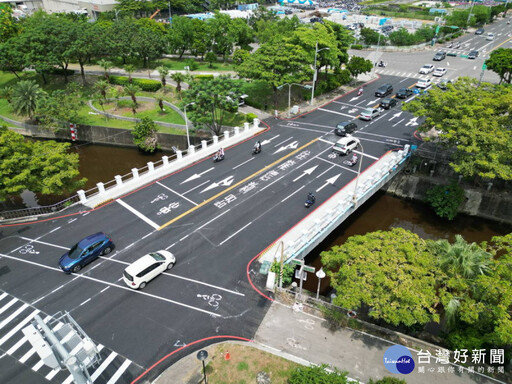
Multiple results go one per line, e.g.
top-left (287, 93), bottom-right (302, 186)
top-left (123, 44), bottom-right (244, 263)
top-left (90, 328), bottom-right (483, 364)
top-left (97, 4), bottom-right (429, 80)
top-left (316, 174), bottom-right (341, 192)
top-left (181, 167), bottom-right (214, 184)
top-left (274, 141), bottom-right (299, 154)
top-left (367, 99), bottom-right (379, 106)
top-left (317, 108), bottom-right (357, 118)
top-left (293, 165), bottom-right (319, 182)
top-left (261, 135), bottom-right (279, 145)
top-left (349, 96), bottom-right (360, 102)
top-left (201, 175), bottom-right (234, 193)
top-left (348, 108), bottom-right (358, 114)
top-left (389, 111), bottom-right (403, 121)
top-left (405, 117), bottom-right (419, 126)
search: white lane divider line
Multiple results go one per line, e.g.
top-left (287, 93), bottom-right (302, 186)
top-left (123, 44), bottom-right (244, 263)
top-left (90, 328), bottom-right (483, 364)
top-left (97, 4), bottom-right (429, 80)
top-left (183, 179), bottom-right (210, 195)
top-left (316, 165), bottom-right (335, 179)
top-left (18, 236), bottom-right (69, 250)
top-left (273, 137), bottom-right (294, 148)
top-left (318, 138), bottom-right (334, 145)
top-left (106, 359), bottom-right (132, 384)
top-left (281, 185), bottom-right (306, 203)
top-left (232, 158), bottom-right (254, 170)
top-left (219, 222), bottom-right (252, 246)
top-left (318, 108), bottom-right (357, 119)
top-left (116, 199), bottom-right (160, 230)
top-left (49, 226), bottom-right (61, 233)
top-left (157, 182), bottom-right (198, 206)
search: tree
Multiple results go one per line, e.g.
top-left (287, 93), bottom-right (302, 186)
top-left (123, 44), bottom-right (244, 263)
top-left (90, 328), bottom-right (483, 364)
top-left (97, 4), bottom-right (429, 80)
top-left (132, 21), bottom-right (167, 68)
top-left (485, 48), bottom-right (512, 84)
top-left (0, 39), bottom-right (25, 78)
top-left (288, 365), bottom-right (348, 384)
top-left (36, 84), bottom-right (84, 130)
top-left (232, 49), bottom-right (250, 66)
top-left (154, 92), bottom-right (165, 111)
top-left (132, 117), bottom-right (159, 152)
top-left (171, 72), bottom-right (186, 93)
top-left (403, 78), bottom-right (512, 181)
top-left (157, 66), bottom-right (169, 87)
top-left (124, 64), bottom-right (136, 84)
top-left (425, 183), bottom-right (465, 220)
top-left (184, 75), bottom-right (242, 136)
top-left (124, 83), bottom-right (140, 105)
top-left (204, 52), bottom-right (217, 68)
top-left (94, 80), bottom-right (110, 100)
top-left (68, 21), bottom-right (102, 83)
top-left (11, 80), bottom-right (44, 120)
top-left (0, 4), bottom-right (19, 41)
top-left (322, 228), bottom-right (441, 327)
top-left (97, 59), bottom-right (113, 81)
top-left (388, 27), bottom-right (416, 46)
top-left (360, 27), bottom-right (383, 45)
top-left (346, 56), bottom-right (373, 78)
top-left (168, 16), bottom-right (204, 59)
top-left (0, 126), bottom-right (86, 201)
top-left (205, 12), bottom-right (237, 61)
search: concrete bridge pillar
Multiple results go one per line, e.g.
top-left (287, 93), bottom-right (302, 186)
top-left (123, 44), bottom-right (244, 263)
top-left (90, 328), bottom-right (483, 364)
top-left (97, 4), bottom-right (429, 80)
top-left (147, 162), bottom-right (154, 173)
top-left (132, 168), bottom-right (139, 179)
top-left (77, 190), bottom-right (87, 204)
top-left (201, 140), bottom-right (207, 150)
top-left (97, 182), bottom-right (105, 194)
top-left (115, 175), bottom-right (123, 186)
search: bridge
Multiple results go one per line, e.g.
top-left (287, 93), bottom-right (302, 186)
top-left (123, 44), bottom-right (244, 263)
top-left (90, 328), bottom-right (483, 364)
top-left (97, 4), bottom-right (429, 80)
top-left (0, 75), bottom-right (421, 383)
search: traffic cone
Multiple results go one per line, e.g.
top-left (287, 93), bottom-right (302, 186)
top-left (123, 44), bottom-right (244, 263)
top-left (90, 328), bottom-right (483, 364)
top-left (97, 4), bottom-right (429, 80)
top-left (224, 351), bottom-right (231, 360)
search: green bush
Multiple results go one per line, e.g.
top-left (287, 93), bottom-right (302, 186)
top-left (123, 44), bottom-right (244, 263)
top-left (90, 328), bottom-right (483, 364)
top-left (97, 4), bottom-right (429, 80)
top-left (193, 74), bottom-right (215, 81)
top-left (351, 44), bottom-right (363, 50)
top-left (109, 75), bottom-right (130, 87)
top-left (320, 306), bottom-right (348, 331)
top-left (246, 113), bottom-right (257, 123)
top-left (184, 58), bottom-right (199, 71)
top-left (288, 365), bottom-right (348, 384)
top-left (270, 261), bottom-right (295, 287)
top-left (109, 76), bottom-right (162, 92)
top-left (425, 182), bottom-right (464, 220)
top-left (368, 378), bottom-right (407, 384)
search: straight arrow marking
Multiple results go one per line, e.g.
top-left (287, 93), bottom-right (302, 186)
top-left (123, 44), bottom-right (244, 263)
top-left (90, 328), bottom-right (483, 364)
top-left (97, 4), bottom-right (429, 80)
top-left (316, 174), bottom-right (341, 192)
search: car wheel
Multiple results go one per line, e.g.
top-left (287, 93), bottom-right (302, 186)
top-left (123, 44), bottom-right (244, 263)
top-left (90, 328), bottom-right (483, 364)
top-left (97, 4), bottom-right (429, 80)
top-left (167, 262), bottom-right (175, 270)
top-left (72, 264), bottom-right (81, 273)
top-left (101, 246), bottom-right (112, 255)
top-left (139, 282), bottom-right (146, 289)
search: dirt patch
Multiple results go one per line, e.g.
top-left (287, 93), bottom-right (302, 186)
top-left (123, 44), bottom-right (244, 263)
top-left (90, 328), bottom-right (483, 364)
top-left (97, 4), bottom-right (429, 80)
top-left (103, 101), bottom-right (156, 115)
top-left (206, 343), bottom-right (299, 384)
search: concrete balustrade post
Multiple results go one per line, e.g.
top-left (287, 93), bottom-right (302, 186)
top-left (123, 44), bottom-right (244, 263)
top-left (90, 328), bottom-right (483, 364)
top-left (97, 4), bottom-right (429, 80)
top-left (162, 156), bottom-right (169, 166)
top-left (132, 168), bottom-right (139, 179)
top-left (201, 140), bottom-right (207, 150)
top-left (234, 127), bottom-right (240, 136)
top-left (97, 182), bottom-right (105, 194)
top-left (244, 122), bottom-right (250, 132)
top-left (224, 131), bottom-right (230, 140)
top-left (115, 175), bottom-right (123, 186)
top-left (147, 162), bottom-right (154, 173)
top-left (188, 145), bottom-right (195, 155)
top-left (253, 119), bottom-right (260, 129)
top-left (77, 190), bottom-right (87, 204)
top-left (176, 150), bottom-right (182, 160)
top-left (213, 136), bottom-right (219, 145)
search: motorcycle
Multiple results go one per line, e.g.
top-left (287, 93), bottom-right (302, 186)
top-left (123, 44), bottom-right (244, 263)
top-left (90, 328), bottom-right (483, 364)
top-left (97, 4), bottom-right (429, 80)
top-left (305, 194), bottom-right (316, 208)
top-left (357, 87), bottom-right (363, 96)
top-left (447, 42), bottom-right (453, 48)
top-left (213, 153), bottom-right (224, 162)
top-left (455, 42), bottom-right (461, 49)
top-left (343, 157), bottom-right (358, 167)
top-left (252, 145), bottom-right (261, 155)
top-left (378, 61), bottom-right (386, 68)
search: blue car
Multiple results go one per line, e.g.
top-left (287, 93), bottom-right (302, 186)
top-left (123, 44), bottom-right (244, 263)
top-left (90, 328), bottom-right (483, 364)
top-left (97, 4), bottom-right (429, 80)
top-left (59, 232), bottom-right (114, 273)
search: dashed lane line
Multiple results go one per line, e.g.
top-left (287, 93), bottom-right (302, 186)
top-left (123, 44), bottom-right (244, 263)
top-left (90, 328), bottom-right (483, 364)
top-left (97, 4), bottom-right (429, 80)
top-left (116, 199), bottom-right (160, 230)
top-left (317, 108), bottom-right (357, 119)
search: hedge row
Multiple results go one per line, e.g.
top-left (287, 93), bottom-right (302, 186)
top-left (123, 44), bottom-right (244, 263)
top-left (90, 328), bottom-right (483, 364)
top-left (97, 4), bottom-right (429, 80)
top-left (109, 75), bottom-right (162, 92)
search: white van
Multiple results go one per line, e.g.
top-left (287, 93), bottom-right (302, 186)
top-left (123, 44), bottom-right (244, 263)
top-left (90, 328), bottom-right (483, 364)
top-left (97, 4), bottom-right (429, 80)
top-left (123, 251), bottom-right (175, 289)
top-left (486, 33), bottom-right (495, 41)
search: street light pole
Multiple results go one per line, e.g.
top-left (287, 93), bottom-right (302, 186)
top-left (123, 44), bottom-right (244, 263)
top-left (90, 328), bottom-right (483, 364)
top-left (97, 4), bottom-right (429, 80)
top-left (351, 142), bottom-right (364, 207)
top-left (310, 42), bottom-right (329, 105)
top-left (278, 83), bottom-right (311, 117)
top-left (184, 102), bottom-right (195, 148)
top-left (197, 350), bottom-right (208, 384)
top-left (466, 0), bottom-right (475, 27)
top-left (315, 268), bottom-right (326, 300)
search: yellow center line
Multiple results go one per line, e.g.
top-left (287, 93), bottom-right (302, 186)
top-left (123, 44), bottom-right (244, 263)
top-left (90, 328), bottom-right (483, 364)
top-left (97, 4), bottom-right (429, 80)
top-left (489, 35), bottom-right (512, 52)
top-left (158, 137), bottom-right (320, 231)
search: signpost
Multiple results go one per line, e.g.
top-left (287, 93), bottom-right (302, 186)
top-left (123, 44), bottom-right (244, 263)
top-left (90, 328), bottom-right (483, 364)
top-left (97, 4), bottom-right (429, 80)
top-left (291, 259), bottom-right (315, 300)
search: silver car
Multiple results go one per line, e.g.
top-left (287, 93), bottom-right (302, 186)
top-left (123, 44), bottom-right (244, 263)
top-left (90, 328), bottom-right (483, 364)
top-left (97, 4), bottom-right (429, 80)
top-left (359, 108), bottom-right (381, 121)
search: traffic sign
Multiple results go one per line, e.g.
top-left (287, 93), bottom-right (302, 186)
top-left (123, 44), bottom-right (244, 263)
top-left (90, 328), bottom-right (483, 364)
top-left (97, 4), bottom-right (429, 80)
top-left (482, 63), bottom-right (487, 71)
top-left (290, 259), bottom-right (315, 273)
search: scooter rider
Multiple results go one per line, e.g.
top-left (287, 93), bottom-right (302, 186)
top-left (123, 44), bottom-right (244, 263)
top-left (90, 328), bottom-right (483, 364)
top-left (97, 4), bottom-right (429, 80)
top-left (351, 153), bottom-right (358, 165)
top-left (255, 140), bottom-right (261, 152)
top-left (358, 87), bottom-right (363, 96)
top-left (217, 147), bottom-right (224, 159)
top-left (307, 192), bottom-right (315, 202)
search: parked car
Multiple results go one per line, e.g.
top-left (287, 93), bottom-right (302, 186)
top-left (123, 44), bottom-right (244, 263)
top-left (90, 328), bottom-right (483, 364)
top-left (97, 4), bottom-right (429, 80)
top-left (379, 97), bottom-right (398, 110)
top-left (475, 28), bottom-right (485, 35)
top-left (433, 67), bottom-right (447, 77)
top-left (468, 50), bottom-right (479, 59)
top-left (486, 33), bottom-right (495, 41)
top-left (359, 107), bottom-right (382, 121)
top-left (437, 79), bottom-right (452, 90)
top-left (375, 83), bottom-right (393, 97)
top-left (332, 136), bottom-right (360, 155)
top-left (419, 64), bottom-right (435, 74)
top-left (123, 250), bottom-right (176, 289)
top-left (59, 232), bottom-right (114, 273)
top-left (433, 51), bottom-right (446, 61)
top-left (395, 88), bottom-right (413, 99)
top-left (416, 78), bottom-right (432, 88)
top-left (334, 121), bottom-right (357, 136)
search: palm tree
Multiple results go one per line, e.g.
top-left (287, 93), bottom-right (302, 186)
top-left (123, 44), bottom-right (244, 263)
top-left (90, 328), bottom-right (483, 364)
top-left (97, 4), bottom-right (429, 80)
top-left (11, 80), bottom-right (44, 120)
top-left (124, 64), bottom-right (136, 84)
top-left (157, 66), bottom-right (169, 88)
top-left (94, 80), bottom-right (109, 100)
top-left (97, 59), bottom-right (113, 81)
top-left (154, 92), bottom-right (165, 112)
top-left (433, 235), bottom-right (492, 279)
top-left (171, 72), bottom-right (186, 94)
top-left (124, 84), bottom-right (140, 106)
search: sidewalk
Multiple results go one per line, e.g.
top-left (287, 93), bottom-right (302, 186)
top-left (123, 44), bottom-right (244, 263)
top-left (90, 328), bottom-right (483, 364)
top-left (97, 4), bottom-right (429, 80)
top-left (155, 301), bottom-right (508, 384)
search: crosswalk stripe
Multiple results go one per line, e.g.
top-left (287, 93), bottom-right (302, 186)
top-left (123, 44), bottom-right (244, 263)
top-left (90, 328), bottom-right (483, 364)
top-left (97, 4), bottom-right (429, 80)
top-left (0, 309), bottom-right (39, 347)
top-left (32, 359), bottom-right (44, 371)
top-left (91, 351), bottom-right (118, 382)
top-left (0, 303), bottom-right (28, 330)
top-left (106, 359), bottom-right (132, 384)
top-left (6, 315), bottom-right (52, 355)
top-left (19, 347), bottom-right (36, 363)
top-left (0, 292), bottom-right (8, 302)
top-left (45, 367), bottom-right (60, 380)
top-left (0, 298), bottom-right (18, 316)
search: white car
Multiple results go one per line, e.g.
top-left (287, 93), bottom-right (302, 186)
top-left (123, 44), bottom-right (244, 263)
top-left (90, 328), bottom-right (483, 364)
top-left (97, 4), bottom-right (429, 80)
top-left (359, 107), bottom-right (382, 121)
top-left (419, 64), bottom-right (435, 74)
top-left (332, 136), bottom-right (360, 155)
top-left (416, 78), bottom-right (432, 88)
top-left (123, 250), bottom-right (176, 289)
top-left (433, 68), bottom-right (447, 77)
top-left (486, 33), bottom-right (495, 41)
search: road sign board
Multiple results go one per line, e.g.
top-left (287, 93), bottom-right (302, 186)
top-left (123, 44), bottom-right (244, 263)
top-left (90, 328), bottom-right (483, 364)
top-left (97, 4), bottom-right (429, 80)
top-left (482, 63), bottom-right (487, 70)
top-left (290, 259), bottom-right (315, 273)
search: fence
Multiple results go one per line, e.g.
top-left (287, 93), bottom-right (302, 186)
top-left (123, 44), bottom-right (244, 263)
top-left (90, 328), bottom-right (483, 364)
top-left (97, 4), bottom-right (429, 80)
top-left (0, 119), bottom-right (262, 222)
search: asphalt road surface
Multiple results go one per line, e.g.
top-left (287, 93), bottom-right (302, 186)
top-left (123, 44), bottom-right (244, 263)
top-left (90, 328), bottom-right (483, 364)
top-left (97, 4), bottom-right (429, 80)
top-left (0, 73), bottom-right (432, 384)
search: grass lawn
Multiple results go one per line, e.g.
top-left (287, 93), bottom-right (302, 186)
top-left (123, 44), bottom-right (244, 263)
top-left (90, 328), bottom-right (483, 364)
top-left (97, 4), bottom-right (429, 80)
top-left (205, 344), bottom-right (300, 384)
top-left (0, 98), bottom-right (24, 120)
top-left (154, 58), bottom-right (235, 72)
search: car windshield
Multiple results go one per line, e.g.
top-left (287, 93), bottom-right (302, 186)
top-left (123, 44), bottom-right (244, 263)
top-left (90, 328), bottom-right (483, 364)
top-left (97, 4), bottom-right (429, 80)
top-left (68, 244), bottom-right (84, 259)
top-left (150, 252), bottom-right (166, 261)
top-left (335, 143), bottom-right (346, 149)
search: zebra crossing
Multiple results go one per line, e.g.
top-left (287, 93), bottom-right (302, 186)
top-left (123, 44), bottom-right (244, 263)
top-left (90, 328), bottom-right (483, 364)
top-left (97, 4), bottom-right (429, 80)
top-left (0, 291), bottom-right (141, 384)
top-left (375, 68), bottom-right (456, 82)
